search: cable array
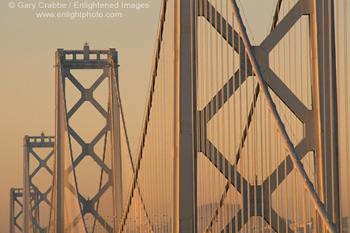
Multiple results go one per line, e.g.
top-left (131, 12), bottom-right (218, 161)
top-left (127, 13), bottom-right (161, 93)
top-left (117, 0), bottom-right (174, 232)
top-left (47, 0), bottom-right (350, 232)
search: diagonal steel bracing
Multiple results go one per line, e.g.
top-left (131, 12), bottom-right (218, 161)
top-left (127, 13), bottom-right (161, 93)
top-left (197, 1), bottom-right (294, 230)
top-left (23, 133), bottom-right (54, 233)
top-left (10, 188), bottom-right (24, 233)
top-left (196, 0), bottom-right (339, 231)
top-left (54, 45), bottom-right (153, 233)
top-left (55, 45), bottom-right (121, 233)
top-left (203, 84), bottom-right (260, 233)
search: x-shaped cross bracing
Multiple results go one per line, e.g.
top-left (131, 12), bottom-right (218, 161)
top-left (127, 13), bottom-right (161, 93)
top-left (62, 60), bottom-right (153, 232)
top-left (63, 68), bottom-right (116, 232)
top-left (25, 136), bottom-right (54, 233)
top-left (197, 0), bottom-right (314, 231)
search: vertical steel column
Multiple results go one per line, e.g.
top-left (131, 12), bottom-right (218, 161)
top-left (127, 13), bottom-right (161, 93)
top-left (10, 188), bottom-right (25, 233)
top-left (172, 0), bottom-right (197, 231)
top-left (309, 0), bottom-right (340, 231)
top-left (109, 49), bottom-right (123, 232)
top-left (10, 188), bottom-right (15, 233)
top-left (23, 136), bottom-right (32, 233)
top-left (55, 49), bottom-right (65, 233)
top-left (32, 191), bottom-right (40, 233)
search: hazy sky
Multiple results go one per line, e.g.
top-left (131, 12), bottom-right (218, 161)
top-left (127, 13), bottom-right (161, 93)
top-left (0, 0), bottom-right (276, 231)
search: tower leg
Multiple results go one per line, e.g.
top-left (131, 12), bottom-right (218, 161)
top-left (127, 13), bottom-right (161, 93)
top-left (172, 0), bottom-right (197, 232)
top-left (109, 49), bottom-right (123, 232)
top-left (309, 0), bottom-right (340, 231)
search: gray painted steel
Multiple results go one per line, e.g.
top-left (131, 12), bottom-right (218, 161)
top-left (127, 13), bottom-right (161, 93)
top-left (172, 0), bottom-right (197, 232)
top-left (23, 133), bottom-right (54, 233)
top-left (54, 45), bottom-right (123, 233)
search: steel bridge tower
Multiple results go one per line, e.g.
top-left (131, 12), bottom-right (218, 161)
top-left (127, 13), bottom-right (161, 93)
top-left (23, 133), bottom-right (54, 233)
top-left (51, 44), bottom-right (123, 233)
top-left (173, 0), bottom-right (340, 232)
top-left (10, 133), bottom-right (54, 233)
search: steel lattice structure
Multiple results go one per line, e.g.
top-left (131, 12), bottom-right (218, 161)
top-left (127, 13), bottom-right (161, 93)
top-left (117, 0), bottom-right (342, 232)
top-left (50, 44), bottom-right (123, 233)
top-left (10, 0), bottom-right (349, 231)
top-left (195, 0), bottom-right (340, 232)
top-left (10, 188), bottom-right (25, 233)
top-left (10, 188), bottom-right (39, 233)
top-left (23, 133), bottom-right (54, 233)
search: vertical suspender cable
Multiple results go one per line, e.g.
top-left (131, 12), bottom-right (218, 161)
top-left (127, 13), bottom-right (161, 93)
top-left (275, 124), bottom-right (280, 232)
top-left (214, 0), bottom-right (219, 229)
top-left (232, 14), bottom-right (238, 233)
top-left (111, 59), bottom-right (154, 232)
top-left (199, 0), bottom-right (204, 229)
top-left (116, 0), bottom-right (169, 231)
top-left (220, 0), bottom-right (226, 229)
top-left (229, 7), bottom-right (234, 233)
top-left (335, 0), bottom-right (343, 231)
top-left (328, 0), bottom-right (336, 225)
top-left (204, 0), bottom-right (209, 226)
top-left (238, 33), bottom-right (244, 233)
top-left (276, 27), bottom-right (281, 233)
top-left (209, 0), bottom-right (214, 224)
top-left (344, 0), bottom-right (350, 223)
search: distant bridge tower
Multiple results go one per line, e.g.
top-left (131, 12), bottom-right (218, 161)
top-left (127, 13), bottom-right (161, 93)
top-left (50, 44), bottom-right (123, 233)
top-left (23, 133), bottom-right (54, 233)
top-left (10, 188), bottom-right (26, 233)
top-left (10, 188), bottom-right (39, 233)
